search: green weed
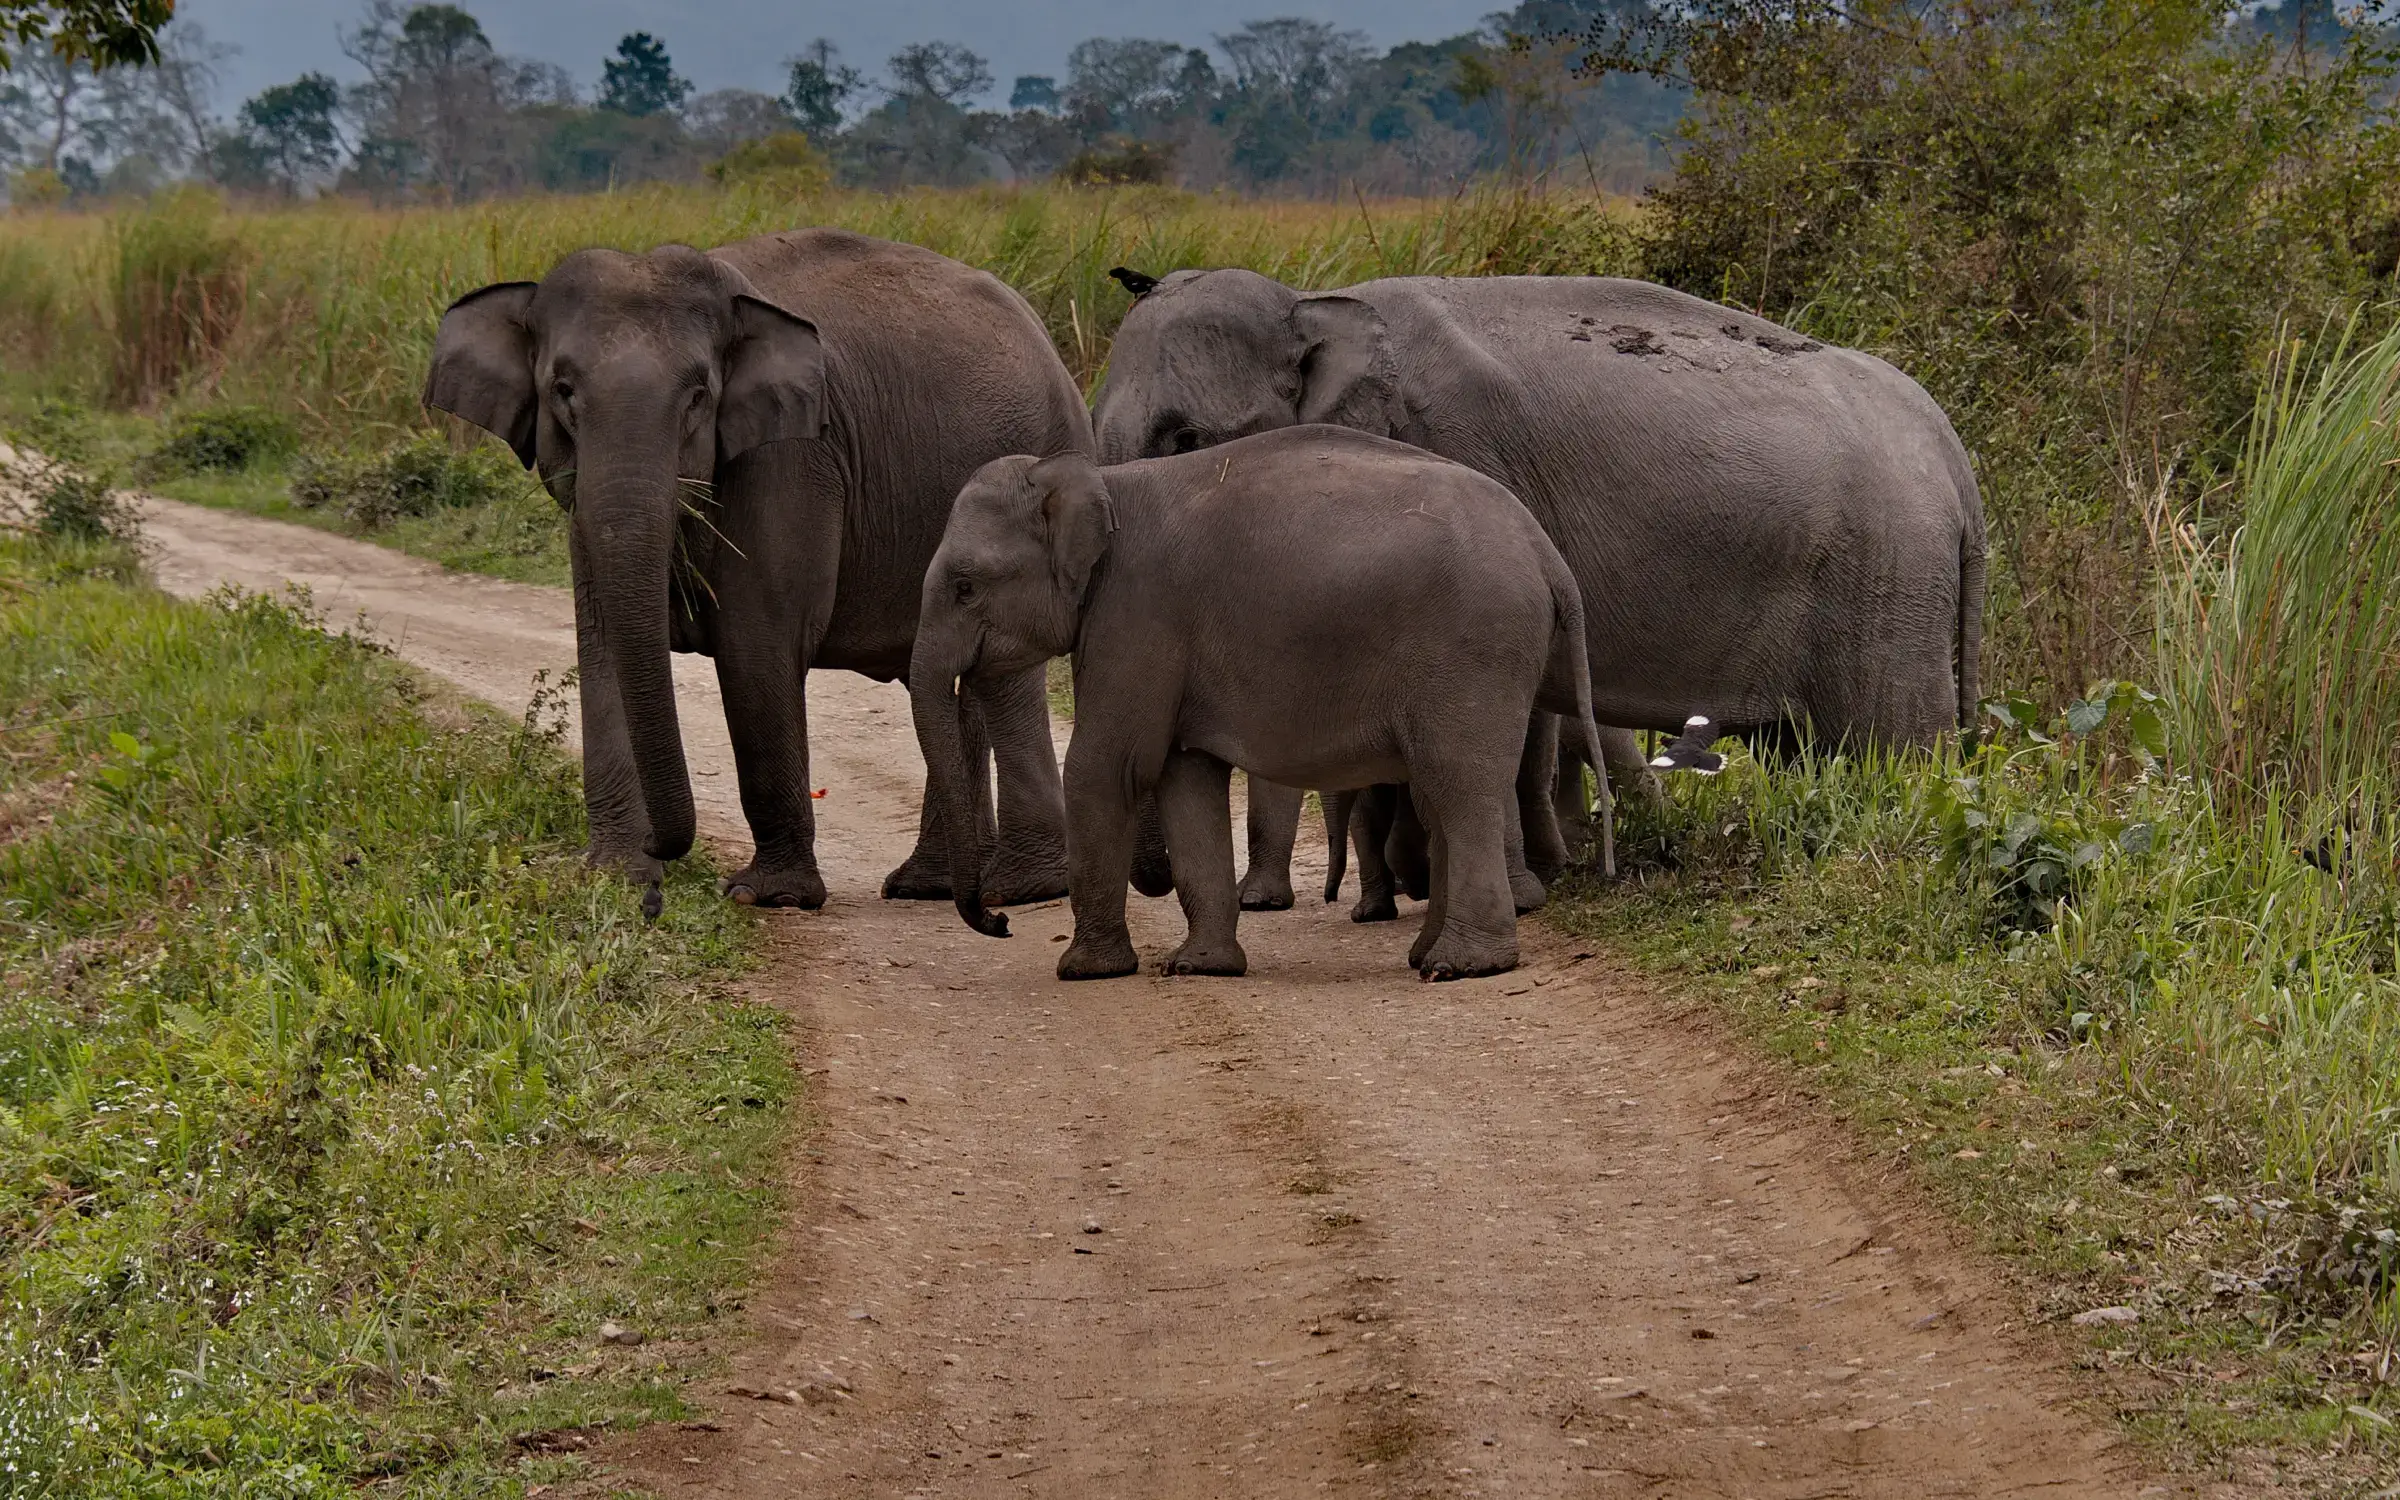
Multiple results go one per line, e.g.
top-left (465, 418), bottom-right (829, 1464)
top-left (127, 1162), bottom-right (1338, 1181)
top-left (0, 532), bottom-right (778, 1496)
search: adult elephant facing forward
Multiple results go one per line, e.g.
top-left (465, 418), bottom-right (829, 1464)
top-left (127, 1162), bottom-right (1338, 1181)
top-left (1093, 268), bottom-right (1984, 802)
top-left (427, 229), bottom-right (1088, 914)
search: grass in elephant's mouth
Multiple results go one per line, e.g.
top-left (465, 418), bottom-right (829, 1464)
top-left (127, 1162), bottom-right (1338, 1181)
top-left (0, 529), bottom-right (779, 1496)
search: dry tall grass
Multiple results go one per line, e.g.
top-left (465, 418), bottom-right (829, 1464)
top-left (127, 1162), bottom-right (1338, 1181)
top-left (0, 182), bottom-right (1637, 439)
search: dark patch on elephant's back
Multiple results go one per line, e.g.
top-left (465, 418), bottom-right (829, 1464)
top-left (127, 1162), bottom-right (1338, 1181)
top-left (1609, 325), bottom-right (1669, 356)
top-left (1754, 332), bottom-right (1823, 356)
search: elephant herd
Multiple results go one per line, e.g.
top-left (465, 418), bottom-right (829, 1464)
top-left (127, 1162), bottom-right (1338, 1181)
top-left (426, 226), bottom-right (1984, 981)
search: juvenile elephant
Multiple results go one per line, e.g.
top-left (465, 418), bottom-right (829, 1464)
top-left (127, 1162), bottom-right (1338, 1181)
top-left (1097, 267), bottom-right (1986, 898)
top-left (426, 230), bottom-right (1088, 914)
top-left (911, 426), bottom-right (1613, 982)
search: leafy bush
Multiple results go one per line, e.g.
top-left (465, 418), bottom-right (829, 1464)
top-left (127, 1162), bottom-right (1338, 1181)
top-left (1061, 139), bottom-right (1175, 186)
top-left (291, 435), bottom-right (521, 528)
top-left (1932, 683), bottom-right (2164, 932)
top-left (140, 402), bottom-right (298, 476)
top-left (28, 464), bottom-right (138, 546)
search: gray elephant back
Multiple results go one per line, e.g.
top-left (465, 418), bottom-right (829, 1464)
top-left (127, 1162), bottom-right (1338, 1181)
top-left (1346, 275), bottom-right (1979, 742)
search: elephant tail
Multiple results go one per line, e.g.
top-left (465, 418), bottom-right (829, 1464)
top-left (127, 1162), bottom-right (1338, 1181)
top-left (1955, 464), bottom-right (1989, 737)
top-left (1322, 789), bottom-right (1353, 902)
top-left (1544, 555), bottom-right (1616, 881)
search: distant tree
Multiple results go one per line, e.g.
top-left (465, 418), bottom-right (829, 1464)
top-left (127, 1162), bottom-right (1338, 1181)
top-left (782, 39), bottom-right (862, 137)
top-left (342, 1), bottom-right (563, 199)
top-left (1063, 38), bottom-right (1192, 135)
top-left (886, 41), bottom-right (991, 108)
top-left (1215, 18), bottom-right (1372, 182)
top-left (687, 87), bottom-right (791, 151)
top-left (1009, 74), bottom-right (1058, 112)
top-left (236, 72), bottom-right (344, 194)
top-left (598, 30), bottom-right (689, 117)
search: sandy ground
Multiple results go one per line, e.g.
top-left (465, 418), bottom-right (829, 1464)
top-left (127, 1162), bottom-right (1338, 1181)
top-left (133, 493), bottom-right (2230, 1500)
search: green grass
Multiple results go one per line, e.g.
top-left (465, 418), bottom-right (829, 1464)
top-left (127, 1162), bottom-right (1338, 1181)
top-left (0, 527), bottom-right (781, 1495)
top-left (1553, 719), bottom-right (2400, 1482)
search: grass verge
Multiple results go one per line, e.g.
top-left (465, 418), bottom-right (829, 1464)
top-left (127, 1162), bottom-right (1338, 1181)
top-left (1551, 729), bottom-right (2399, 1489)
top-left (0, 526), bottom-right (782, 1496)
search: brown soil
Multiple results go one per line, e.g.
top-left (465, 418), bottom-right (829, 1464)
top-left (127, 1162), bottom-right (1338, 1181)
top-left (137, 494), bottom-right (2234, 1500)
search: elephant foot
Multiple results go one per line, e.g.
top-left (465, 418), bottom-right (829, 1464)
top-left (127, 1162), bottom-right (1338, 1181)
top-left (1237, 865), bottom-right (1295, 912)
top-left (1420, 948), bottom-right (1520, 982)
top-left (981, 838), bottom-right (1071, 907)
top-left (1059, 933), bottom-right (1139, 981)
top-left (1511, 869), bottom-right (1549, 915)
top-left (880, 849), bottom-right (951, 901)
top-left (1162, 937), bottom-right (1248, 977)
top-left (1414, 930), bottom-right (1519, 981)
top-left (724, 859), bottom-right (826, 910)
top-left (587, 841), bottom-right (665, 886)
top-left (1350, 892), bottom-right (1400, 923)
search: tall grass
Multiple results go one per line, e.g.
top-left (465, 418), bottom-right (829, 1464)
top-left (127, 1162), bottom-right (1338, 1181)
top-left (2159, 319), bottom-right (2400, 808)
top-left (0, 182), bottom-right (1635, 432)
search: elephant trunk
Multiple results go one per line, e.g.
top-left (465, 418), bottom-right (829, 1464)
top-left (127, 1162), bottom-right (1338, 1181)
top-left (582, 461), bottom-right (695, 864)
top-left (910, 648), bottom-right (1010, 939)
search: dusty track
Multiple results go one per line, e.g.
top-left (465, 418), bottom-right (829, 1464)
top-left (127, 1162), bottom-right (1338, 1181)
top-left (138, 495), bottom-right (2224, 1499)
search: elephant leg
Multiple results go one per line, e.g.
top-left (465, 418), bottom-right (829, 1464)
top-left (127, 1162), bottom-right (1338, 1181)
top-left (1159, 750), bottom-right (1246, 977)
top-left (1518, 713), bottom-right (1568, 885)
top-left (1130, 791), bottom-right (1175, 897)
top-left (1505, 781), bottom-right (1547, 915)
top-left (1410, 770), bottom-right (1520, 981)
top-left (716, 634), bottom-right (827, 910)
top-left (1408, 820), bottom-right (1450, 971)
top-left (1322, 789), bottom-right (1354, 903)
top-left (978, 664), bottom-right (1071, 906)
top-left (1553, 734), bottom-right (1593, 860)
top-left (1388, 786), bottom-right (1431, 902)
top-left (883, 686), bottom-right (1000, 900)
top-left (1238, 776), bottom-right (1302, 911)
top-left (1599, 724), bottom-right (1662, 811)
top-left (1059, 747), bottom-right (1142, 981)
top-left (569, 525), bottom-right (663, 916)
top-left (1349, 785), bottom-right (1401, 924)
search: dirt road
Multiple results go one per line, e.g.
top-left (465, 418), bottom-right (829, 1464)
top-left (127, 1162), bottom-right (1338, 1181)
top-left (138, 494), bottom-right (2213, 1499)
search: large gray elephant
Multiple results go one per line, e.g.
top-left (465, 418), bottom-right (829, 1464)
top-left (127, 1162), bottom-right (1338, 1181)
top-left (425, 230), bottom-right (1089, 915)
top-left (1095, 268), bottom-right (1985, 894)
top-left (911, 426), bottom-right (1612, 980)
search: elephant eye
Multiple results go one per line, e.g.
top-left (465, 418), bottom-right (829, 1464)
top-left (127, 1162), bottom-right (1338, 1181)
top-left (953, 577), bottom-right (976, 605)
top-left (551, 379), bottom-right (573, 404)
top-left (1168, 427), bottom-right (1203, 455)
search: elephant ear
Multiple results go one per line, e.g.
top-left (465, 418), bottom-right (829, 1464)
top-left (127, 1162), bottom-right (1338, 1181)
top-left (1030, 452), bottom-right (1115, 601)
top-left (1291, 294), bottom-right (1399, 433)
top-left (425, 282), bottom-right (539, 467)
top-left (718, 294), bottom-right (827, 462)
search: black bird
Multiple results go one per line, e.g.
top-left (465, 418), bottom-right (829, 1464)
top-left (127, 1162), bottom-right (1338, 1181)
top-left (1649, 715), bottom-right (1725, 775)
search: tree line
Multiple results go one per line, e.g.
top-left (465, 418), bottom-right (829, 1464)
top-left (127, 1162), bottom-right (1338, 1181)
top-left (0, 0), bottom-right (1686, 204)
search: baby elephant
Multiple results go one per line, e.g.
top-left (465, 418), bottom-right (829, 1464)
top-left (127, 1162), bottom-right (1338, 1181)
top-left (910, 425), bottom-right (1613, 981)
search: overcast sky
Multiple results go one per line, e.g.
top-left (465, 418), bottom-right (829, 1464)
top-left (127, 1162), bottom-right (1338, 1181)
top-left (175, 1), bottom-right (1502, 113)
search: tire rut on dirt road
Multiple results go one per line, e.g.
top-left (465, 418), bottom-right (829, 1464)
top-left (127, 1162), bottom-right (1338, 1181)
top-left (136, 494), bottom-right (2227, 1499)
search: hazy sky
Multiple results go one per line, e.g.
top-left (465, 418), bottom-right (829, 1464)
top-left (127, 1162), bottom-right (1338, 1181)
top-left (175, 1), bottom-right (1502, 113)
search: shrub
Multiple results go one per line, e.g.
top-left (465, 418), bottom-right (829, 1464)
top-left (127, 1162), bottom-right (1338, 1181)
top-left (705, 131), bottom-right (832, 196)
top-left (1060, 139), bottom-right (1174, 186)
top-left (29, 464), bottom-right (138, 546)
top-left (291, 435), bottom-right (520, 528)
top-left (141, 403), bottom-right (299, 476)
